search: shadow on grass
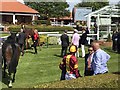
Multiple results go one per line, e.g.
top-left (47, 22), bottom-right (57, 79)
top-left (54, 54), bottom-right (62, 58)
top-left (112, 72), bottom-right (120, 75)
top-left (25, 50), bottom-right (35, 54)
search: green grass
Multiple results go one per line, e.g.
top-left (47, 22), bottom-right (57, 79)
top-left (1, 45), bottom-right (119, 88)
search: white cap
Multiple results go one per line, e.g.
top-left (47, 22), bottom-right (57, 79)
top-left (74, 29), bottom-right (78, 33)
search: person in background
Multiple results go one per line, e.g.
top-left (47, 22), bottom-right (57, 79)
top-left (117, 30), bottom-right (120, 54)
top-left (84, 46), bottom-right (94, 76)
top-left (91, 42), bottom-right (110, 75)
top-left (94, 22), bottom-right (98, 40)
top-left (60, 30), bottom-right (69, 57)
top-left (33, 29), bottom-right (39, 54)
top-left (71, 29), bottom-right (80, 57)
top-left (59, 45), bottom-right (81, 80)
top-left (79, 28), bottom-right (87, 58)
top-left (18, 28), bottom-right (26, 56)
top-left (112, 30), bottom-right (118, 52)
top-left (85, 27), bottom-right (90, 34)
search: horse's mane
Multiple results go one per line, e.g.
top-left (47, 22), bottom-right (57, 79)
top-left (5, 32), bottom-right (17, 44)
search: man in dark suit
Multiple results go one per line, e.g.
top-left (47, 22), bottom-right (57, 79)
top-left (117, 31), bottom-right (120, 54)
top-left (60, 30), bottom-right (69, 57)
top-left (84, 46), bottom-right (94, 76)
top-left (79, 28), bottom-right (88, 57)
top-left (18, 29), bottom-right (26, 56)
top-left (112, 30), bottom-right (118, 52)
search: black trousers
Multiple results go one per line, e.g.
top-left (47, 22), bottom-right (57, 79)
top-left (117, 42), bottom-right (120, 54)
top-left (33, 40), bottom-right (38, 54)
top-left (60, 68), bottom-right (66, 80)
top-left (112, 40), bottom-right (117, 51)
top-left (84, 70), bottom-right (94, 76)
top-left (61, 46), bottom-right (68, 57)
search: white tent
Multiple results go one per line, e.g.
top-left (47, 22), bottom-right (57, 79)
top-left (85, 5), bottom-right (120, 40)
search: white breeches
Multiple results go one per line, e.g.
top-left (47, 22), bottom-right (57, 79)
top-left (65, 72), bottom-right (76, 80)
top-left (81, 44), bottom-right (85, 57)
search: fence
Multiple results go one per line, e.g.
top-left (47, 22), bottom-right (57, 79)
top-left (1, 31), bottom-right (110, 48)
top-left (46, 33), bottom-right (97, 47)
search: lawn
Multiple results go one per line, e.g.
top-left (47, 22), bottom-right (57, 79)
top-left (1, 45), bottom-right (119, 88)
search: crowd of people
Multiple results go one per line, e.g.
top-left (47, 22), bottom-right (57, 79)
top-left (11, 24), bottom-right (119, 81)
top-left (59, 27), bottom-right (112, 80)
top-left (17, 25), bottom-right (39, 56)
top-left (59, 42), bottom-right (110, 80)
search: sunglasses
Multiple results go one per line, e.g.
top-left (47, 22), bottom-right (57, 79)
top-left (88, 50), bottom-right (93, 51)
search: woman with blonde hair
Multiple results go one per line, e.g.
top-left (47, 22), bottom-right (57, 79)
top-left (33, 29), bottom-right (39, 54)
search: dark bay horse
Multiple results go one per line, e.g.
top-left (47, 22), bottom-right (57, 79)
top-left (2, 32), bottom-right (21, 88)
top-left (23, 28), bottom-right (41, 49)
top-left (23, 28), bottom-right (34, 49)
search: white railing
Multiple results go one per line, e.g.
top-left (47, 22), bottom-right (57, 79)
top-left (46, 33), bottom-right (98, 47)
top-left (38, 32), bottom-right (59, 34)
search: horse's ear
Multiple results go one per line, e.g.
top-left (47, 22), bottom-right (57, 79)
top-left (15, 32), bottom-right (17, 35)
top-left (10, 31), bottom-right (13, 34)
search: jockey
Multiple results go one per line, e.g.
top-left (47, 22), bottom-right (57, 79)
top-left (59, 45), bottom-right (81, 80)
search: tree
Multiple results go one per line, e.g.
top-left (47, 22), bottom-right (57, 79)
top-left (25, 2), bottom-right (70, 19)
top-left (75, 0), bottom-right (109, 11)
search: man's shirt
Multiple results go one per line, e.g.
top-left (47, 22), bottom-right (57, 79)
top-left (72, 33), bottom-right (80, 47)
top-left (91, 49), bottom-right (110, 75)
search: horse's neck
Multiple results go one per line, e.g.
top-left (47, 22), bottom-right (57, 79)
top-left (6, 35), bottom-right (17, 44)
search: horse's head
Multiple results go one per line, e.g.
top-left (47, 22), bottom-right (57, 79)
top-left (6, 32), bottom-right (18, 43)
top-left (24, 28), bottom-right (34, 38)
top-left (10, 32), bottom-right (17, 37)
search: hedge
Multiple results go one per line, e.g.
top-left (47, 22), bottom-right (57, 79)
top-left (9, 25), bottom-right (74, 33)
top-left (33, 20), bottom-right (51, 25)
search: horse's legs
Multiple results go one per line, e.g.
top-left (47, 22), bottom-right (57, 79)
top-left (12, 70), bottom-right (16, 83)
top-left (8, 72), bottom-right (12, 88)
top-left (3, 60), bottom-right (6, 78)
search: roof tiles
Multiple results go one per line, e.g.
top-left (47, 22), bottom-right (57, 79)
top-left (0, 1), bottom-right (39, 14)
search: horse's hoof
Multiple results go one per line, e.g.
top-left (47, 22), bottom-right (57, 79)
top-left (8, 86), bottom-right (12, 88)
top-left (8, 84), bottom-right (12, 88)
top-left (8, 81), bottom-right (12, 88)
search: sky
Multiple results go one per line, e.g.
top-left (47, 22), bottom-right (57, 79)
top-left (17, 0), bottom-right (120, 12)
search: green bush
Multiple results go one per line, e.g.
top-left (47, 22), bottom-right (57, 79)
top-left (33, 20), bottom-right (51, 25)
top-left (9, 25), bottom-right (74, 32)
top-left (46, 19), bottom-right (51, 25)
top-left (40, 35), bottom-right (47, 43)
top-left (48, 37), bottom-right (58, 45)
top-left (9, 26), bottom-right (21, 32)
top-left (33, 20), bottom-right (41, 25)
top-left (34, 73), bottom-right (119, 88)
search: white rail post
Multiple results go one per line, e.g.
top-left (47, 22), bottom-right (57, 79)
top-left (97, 13), bottom-right (100, 40)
